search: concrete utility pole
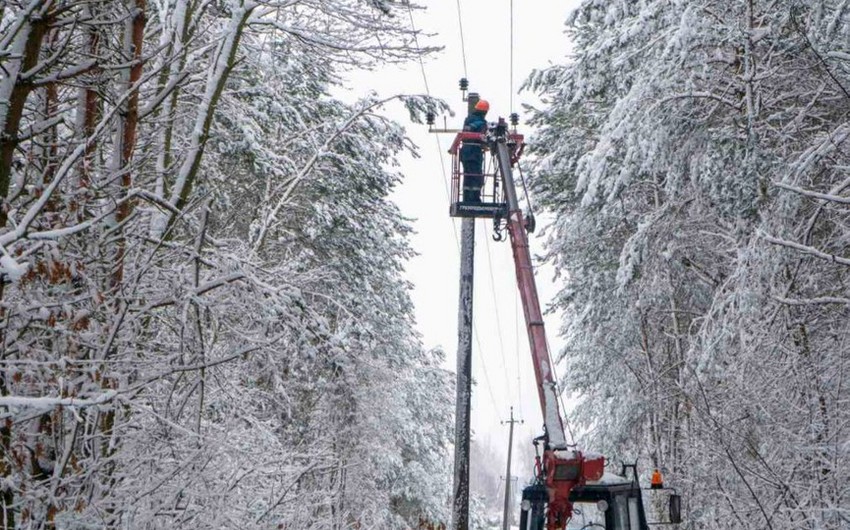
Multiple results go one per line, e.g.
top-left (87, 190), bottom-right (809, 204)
top-left (451, 92), bottom-right (480, 530)
top-left (502, 407), bottom-right (522, 530)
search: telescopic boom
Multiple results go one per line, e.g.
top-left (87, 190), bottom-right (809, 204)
top-left (488, 121), bottom-right (604, 530)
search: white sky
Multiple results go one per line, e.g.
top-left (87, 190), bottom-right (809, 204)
top-left (344, 0), bottom-right (582, 487)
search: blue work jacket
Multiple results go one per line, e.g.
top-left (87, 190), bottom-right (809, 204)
top-left (460, 111), bottom-right (488, 162)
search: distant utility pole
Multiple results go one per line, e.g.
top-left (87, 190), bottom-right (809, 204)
top-left (502, 407), bottom-right (523, 530)
top-left (451, 92), bottom-right (480, 530)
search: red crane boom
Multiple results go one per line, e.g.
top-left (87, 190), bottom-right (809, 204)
top-left (488, 124), bottom-right (604, 530)
top-left (446, 118), bottom-right (677, 530)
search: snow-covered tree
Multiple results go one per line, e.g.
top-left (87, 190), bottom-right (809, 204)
top-left (527, 1), bottom-right (850, 528)
top-left (0, 1), bottom-right (452, 528)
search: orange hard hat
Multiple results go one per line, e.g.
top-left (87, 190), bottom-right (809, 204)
top-left (474, 99), bottom-right (489, 113)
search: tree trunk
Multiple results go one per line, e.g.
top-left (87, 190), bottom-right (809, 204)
top-left (107, 0), bottom-right (146, 291)
top-left (0, 1), bottom-right (52, 230)
top-left (151, 1), bottom-right (255, 238)
top-left (0, 5), bottom-right (52, 528)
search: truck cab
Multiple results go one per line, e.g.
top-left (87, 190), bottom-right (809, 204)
top-left (567, 473), bottom-right (649, 530)
top-left (519, 469), bottom-right (681, 530)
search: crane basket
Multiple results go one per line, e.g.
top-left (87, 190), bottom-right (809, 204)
top-left (447, 131), bottom-right (521, 218)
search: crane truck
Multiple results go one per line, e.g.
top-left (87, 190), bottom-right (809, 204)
top-left (443, 114), bottom-right (682, 530)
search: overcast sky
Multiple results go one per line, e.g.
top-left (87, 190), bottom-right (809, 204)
top-left (345, 0), bottom-right (582, 486)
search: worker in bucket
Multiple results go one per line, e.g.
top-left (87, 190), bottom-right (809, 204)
top-left (460, 99), bottom-right (489, 202)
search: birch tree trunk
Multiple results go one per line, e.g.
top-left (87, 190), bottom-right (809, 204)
top-left (151, 1), bottom-right (256, 238)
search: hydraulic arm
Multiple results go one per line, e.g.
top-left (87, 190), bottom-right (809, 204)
top-left (488, 122), bottom-right (604, 530)
top-left (445, 113), bottom-right (680, 530)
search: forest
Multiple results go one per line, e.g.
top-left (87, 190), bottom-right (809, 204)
top-left (0, 0), bottom-right (452, 528)
top-left (1, 0), bottom-right (849, 529)
top-left (527, 1), bottom-right (850, 529)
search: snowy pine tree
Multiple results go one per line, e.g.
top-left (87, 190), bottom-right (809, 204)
top-left (527, 1), bottom-right (850, 527)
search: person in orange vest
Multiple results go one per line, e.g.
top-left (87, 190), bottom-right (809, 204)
top-left (460, 99), bottom-right (489, 202)
top-left (651, 469), bottom-right (663, 489)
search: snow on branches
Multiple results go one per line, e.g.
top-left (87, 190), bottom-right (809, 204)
top-left (0, 1), bottom-right (451, 528)
top-left (527, 1), bottom-right (850, 527)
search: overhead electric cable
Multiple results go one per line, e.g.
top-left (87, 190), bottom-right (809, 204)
top-left (484, 233), bottom-right (515, 406)
top-left (472, 320), bottom-right (504, 416)
top-left (455, 0), bottom-right (469, 78)
top-left (469, 159), bottom-right (506, 414)
top-left (517, 161), bottom-right (535, 219)
top-left (406, 4), bottom-right (454, 234)
top-left (408, 17), bottom-right (432, 94)
top-left (514, 282), bottom-right (523, 420)
top-left (406, 1), bottom-right (503, 416)
top-left (544, 334), bottom-right (576, 446)
top-left (509, 0), bottom-right (514, 113)
top-left (509, 0), bottom-right (522, 422)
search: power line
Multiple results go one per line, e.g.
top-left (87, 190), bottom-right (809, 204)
top-left (544, 332), bottom-right (576, 446)
top-left (405, 3), bottom-right (453, 234)
top-left (516, 161), bottom-right (535, 219)
top-left (406, 0), bottom-right (503, 417)
top-left (407, 2), bottom-right (459, 236)
top-left (507, 0), bottom-right (522, 421)
top-left (509, 0), bottom-right (514, 113)
top-left (455, 0), bottom-right (469, 78)
top-left (468, 158), bottom-right (505, 413)
top-left (472, 318), bottom-right (504, 419)
top-left (406, 6), bottom-right (432, 97)
top-left (514, 281), bottom-right (523, 420)
top-left (484, 232), bottom-right (515, 406)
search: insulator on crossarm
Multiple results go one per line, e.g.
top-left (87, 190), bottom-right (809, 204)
top-left (426, 112), bottom-right (435, 127)
top-left (510, 112), bottom-right (520, 127)
top-left (459, 77), bottom-right (469, 91)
